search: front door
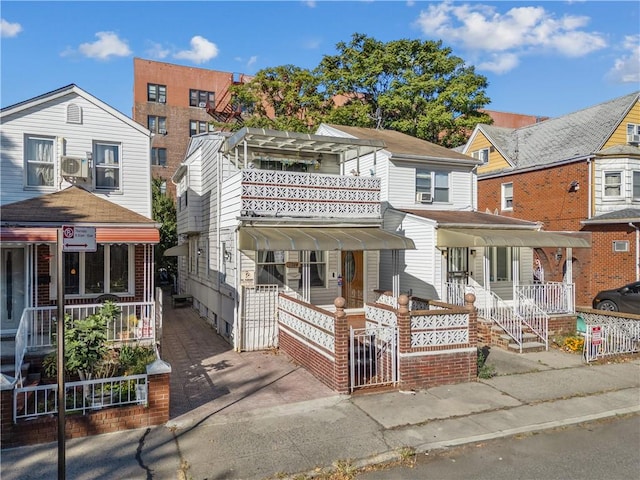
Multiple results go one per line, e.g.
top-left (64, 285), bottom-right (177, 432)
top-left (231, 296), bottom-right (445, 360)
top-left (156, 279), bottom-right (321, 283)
top-left (447, 247), bottom-right (469, 284)
top-left (341, 251), bottom-right (363, 308)
top-left (1, 247), bottom-right (26, 333)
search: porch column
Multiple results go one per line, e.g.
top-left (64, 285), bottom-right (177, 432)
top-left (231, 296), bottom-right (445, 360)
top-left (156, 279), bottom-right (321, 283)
top-left (564, 247), bottom-right (573, 312)
top-left (392, 250), bottom-right (400, 298)
top-left (483, 250), bottom-right (491, 311)
top-left (512, 247), bottom-right (520, 312)
top-left (301, 250), bottom-right (310, 303)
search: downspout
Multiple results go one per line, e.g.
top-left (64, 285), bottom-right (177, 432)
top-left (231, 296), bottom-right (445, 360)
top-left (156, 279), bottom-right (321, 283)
top-left (630, 222), bottom-right (640, 281)
top-left (587, 158), bottom-right (592, 219)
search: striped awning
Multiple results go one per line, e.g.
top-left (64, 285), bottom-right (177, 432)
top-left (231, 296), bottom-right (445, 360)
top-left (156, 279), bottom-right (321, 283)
top-left (239, 227), bottom-right (415, 251)
top-left (0, 227), bottom-right (159, 243)
top-left (436, 228), bottom-right (590, 248)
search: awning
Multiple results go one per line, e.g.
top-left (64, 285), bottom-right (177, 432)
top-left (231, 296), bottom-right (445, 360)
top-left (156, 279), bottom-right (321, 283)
top-left (437, 229), bottom-right (591, 248)
top-left (0, 226), bottom-right (159, 243)
top-left (239, 227), bottom-right (415, 251)
top-left (164, 244), bottom-right (189, 256)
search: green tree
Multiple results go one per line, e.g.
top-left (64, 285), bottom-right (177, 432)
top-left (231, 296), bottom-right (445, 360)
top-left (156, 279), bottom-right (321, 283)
top-left (318, 33), bottom-right (492, 147)
top-left (227, 65), bottom-right (331, 133)
top-left (152, 177), bottom-right (177, 280)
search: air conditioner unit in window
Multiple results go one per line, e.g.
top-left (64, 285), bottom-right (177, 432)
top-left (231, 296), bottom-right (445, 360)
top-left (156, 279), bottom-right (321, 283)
top-left (158, 95), bottom-right (166, 103)
top-left (60, 156), bottom-right (89, 178)
top-left (158, 128), bottom-right (167, 135)
top-left (198, 102), bottom-right (207, 108)
top-left (627, 133), bottom-right (640, 145)
top-left (416, 192), bottom-right (432, 203)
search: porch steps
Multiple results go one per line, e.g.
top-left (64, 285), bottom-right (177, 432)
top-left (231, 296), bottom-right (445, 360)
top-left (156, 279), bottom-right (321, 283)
top-left (491, 326), bottom-right (546, 353)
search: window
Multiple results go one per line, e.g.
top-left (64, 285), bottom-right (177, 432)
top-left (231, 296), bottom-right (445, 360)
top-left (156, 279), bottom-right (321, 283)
top-left (147, 84), bottom-right (166, 103)
top-left (94, 142), bottom-right (120, 190)
top-left (301, 251), bottom-right (326, 287)
top-left (256, 251), bottom-right (285, 286)
top-left (151, 147), bottom-right (167, 166)
top-left (64, 245), bottom-right (132, 296)
top-left (603, 171), bottom-right (622, 198)
top-left (613, 241), bottom-right (629, 252)
top-left (189, 120), bottom-right (211, 136)
top-left (472, 148), bottom-right (490, 163)
top-left (627, 123), bottom-right (640, 144)
top-left (25, 136), bottom-right (54, 187)
top-left (189, 89), bottom-right (215, 107)
top-left (488, 247), bottom-right (512, 282)
top-left (634, 171), bottom-right (640, 200)
top-left (501, 182), bottom-right (513, 210)
top-left (148, 115), bottom-right (167, 134)
top-left (416, 169), bottom-right (449, 203)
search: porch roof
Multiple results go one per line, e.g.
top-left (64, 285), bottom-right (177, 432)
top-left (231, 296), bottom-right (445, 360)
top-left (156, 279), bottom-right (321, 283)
top-left (239, 227), bottom-right (416, 251)
top-left (436, 228), bottom-right (591, 248)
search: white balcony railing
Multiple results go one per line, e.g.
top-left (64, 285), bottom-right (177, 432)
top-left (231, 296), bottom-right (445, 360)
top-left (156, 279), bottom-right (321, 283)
top-left (238, 169), bottom-right (381, 218)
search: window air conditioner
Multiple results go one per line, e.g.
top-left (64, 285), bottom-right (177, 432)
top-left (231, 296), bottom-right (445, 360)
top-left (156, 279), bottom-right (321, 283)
top-left (158, 128), bottom-right (167, 135)
top-left (198, 102), bottom-right (207, 108)
top-left (416, 192), bottom-right (432, 203)
top-left (627, 133), bottom-right (640, 145)
top-left (60, 156), bottom-right (89, 178)
top-left (158, 95), bottom-right (166, 103)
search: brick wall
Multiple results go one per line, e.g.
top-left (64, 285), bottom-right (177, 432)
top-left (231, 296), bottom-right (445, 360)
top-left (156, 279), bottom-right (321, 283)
top-left (1, 372), bottom-right (170, 449)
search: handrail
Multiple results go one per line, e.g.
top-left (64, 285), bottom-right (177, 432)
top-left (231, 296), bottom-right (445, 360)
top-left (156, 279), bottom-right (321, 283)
top-left (515, 290), bottom-right (549, 350)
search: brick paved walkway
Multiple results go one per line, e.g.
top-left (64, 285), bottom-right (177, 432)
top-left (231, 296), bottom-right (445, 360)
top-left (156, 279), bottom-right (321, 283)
top-left (160, 303), bottom-right (336, 424)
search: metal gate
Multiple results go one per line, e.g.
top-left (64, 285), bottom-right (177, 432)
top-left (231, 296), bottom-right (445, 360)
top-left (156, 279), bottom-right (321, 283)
top-left (350, 325), bottom-right (398, 392)
top-left (241, 285), bottom-right (279, 351)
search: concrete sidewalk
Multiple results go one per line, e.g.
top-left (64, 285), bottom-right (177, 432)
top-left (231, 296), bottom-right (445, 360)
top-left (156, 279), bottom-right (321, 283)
top-left (2, 348), bottom-right (638, 480)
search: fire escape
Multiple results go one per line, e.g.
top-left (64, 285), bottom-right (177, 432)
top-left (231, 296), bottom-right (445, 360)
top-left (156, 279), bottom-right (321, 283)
top-left (206, 72), bottom-right (246, 127)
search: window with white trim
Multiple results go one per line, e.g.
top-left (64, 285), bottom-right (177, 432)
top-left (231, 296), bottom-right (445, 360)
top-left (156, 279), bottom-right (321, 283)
top-left (501, 182), bottom-right (513, 210)
top-left (488, 247), bottom-right (512, 282)
top-left (299, 251), bottom-right (326, 287)
top-left (472, 148), bottom-right (490, 164)
top-left (256, 250), bottom-right (286, 286)
top-left (415, 169), bottom-right (449, 203)
top-left (25, 135), bottom-right (55, 187)
top-left (603, 171), bottom-right (622, 198)
top-left (64, 245), bottom-right (132, 296)
top-left (627, 123), bottom-right (640, 144)
top-left (633, 171), bottom-right (640, 200)
top-left (147, 84), bottom-right (166, 103)
top-left (94, 142), bottom-right (120, 190)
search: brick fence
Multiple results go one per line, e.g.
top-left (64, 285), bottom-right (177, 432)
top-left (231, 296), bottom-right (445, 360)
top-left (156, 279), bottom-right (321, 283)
top-left (1, 360), bottom-right (171, 449)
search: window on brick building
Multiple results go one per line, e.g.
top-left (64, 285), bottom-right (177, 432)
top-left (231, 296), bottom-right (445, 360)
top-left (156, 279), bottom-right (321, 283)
top-left (148, 116), bottom-right (167, 135)
top-left (603, 171), bottom-right (622, 198)
top-left (147, 84), bottom-right (166, 103)
top-left (151, 147), bottom-right (167, 167)
top-left (501, 182), bottom-right (513, 210)
top-left (189, 90), bottom-right (215, 108)
top-left (189, 120), bottom-right (212, 136)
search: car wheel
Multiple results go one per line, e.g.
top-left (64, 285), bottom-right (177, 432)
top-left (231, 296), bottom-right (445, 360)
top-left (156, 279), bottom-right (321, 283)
top-left (596, 300), bottom-right (618, 311)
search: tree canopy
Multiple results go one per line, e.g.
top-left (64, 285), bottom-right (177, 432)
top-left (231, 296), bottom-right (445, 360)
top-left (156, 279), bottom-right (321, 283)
top-left (152, 177), bottom-right (177, 279)
top-left (229, 33), bottom-right (492, 147)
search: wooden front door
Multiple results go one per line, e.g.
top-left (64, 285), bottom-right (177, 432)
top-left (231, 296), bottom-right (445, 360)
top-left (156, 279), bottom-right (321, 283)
top-left (341, 251), bottom-right (364, 309)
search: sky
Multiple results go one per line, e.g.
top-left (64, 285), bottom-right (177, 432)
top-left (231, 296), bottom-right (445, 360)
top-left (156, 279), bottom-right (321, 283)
top-left (1, 1), bottom-right (639, 121)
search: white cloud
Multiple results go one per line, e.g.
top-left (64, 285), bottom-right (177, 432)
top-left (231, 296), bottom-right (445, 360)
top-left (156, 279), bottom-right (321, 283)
top-left (173, 36), bottom-right (219, 64)
top-left (1, 18), bottom-right (22, 38)
top-left (77, 32), bottom-right (132, 60)
top-left (607, 35), bottom-right (640, 84)
top-left (303, 1), bottom-right (316, 7)
top-left (146, 41), bottom-right (170, 60)
top-left (478, 53), bottom-right (519, 74)
top-left (414, 1), bottom-right (607, 73)
top-left (246, 56), bottom-right (258, 68)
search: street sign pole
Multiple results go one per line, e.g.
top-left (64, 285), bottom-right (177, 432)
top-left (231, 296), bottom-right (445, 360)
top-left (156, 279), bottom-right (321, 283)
top-left (56, 228), bottom-right (66, 479)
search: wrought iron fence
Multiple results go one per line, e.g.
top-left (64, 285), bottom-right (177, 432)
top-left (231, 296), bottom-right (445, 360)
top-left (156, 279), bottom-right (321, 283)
top-left (580, 311), bottom-right (640, 362)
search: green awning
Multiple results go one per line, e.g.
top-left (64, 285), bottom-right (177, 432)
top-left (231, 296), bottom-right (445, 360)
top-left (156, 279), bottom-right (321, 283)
top-left (437, 229), bottom-right (590, 248)
top-left (239, 227), bottom-right (415, 251)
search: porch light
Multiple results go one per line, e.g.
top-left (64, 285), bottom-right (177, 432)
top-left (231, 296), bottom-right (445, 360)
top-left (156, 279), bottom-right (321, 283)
top-left (555, 248), bottom-right (563, 261)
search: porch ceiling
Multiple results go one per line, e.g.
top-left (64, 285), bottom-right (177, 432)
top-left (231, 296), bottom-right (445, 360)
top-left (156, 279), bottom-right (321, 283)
top-left (436, 228), bottom-right (591, 248)
top-left (239, 227), bottom-right (416, 252)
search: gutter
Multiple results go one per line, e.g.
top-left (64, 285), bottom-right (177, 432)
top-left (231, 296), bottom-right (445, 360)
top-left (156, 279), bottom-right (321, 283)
top-left (631, 222), bottom-right (640, 281)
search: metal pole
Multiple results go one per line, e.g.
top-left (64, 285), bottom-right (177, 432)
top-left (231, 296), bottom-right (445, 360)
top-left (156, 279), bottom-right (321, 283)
top-left (56, 228), bottom-right (66, 479)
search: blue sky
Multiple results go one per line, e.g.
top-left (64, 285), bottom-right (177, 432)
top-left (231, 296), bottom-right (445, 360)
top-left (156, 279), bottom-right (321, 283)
top-left (1, 1), bottom-right (639, 120)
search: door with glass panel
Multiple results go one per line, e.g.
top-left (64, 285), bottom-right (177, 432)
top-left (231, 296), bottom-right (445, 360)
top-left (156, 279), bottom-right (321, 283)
top-left (341, 251), bottom-right (364, 309)
top-left (1, 247), bottom-right (26, 332)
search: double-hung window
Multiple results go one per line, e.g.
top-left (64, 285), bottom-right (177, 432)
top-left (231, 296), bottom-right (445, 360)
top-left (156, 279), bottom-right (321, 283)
top-left (627, 123), bottom-right (640, 144)
top-left (256, 251), bottom-right (286, 286)
top-left (416, 169), bottom-right (449, 203)
top-left (472, 148), bottom-right (490, 164)
top-left (147, 84), bottom-right (166, 103)
top-left (501, 182), bottom-right (513, 210)
top-left (189, 89), bottom-right (215, 108)
top-left (189, 120), bottom-right (211, 136)
top-left (488, 247), bottom-right (512, 282)
top-left (94, 142), bottom-right (120, 190)
top-left (25, 135), bottom-right (55, 187)
top-left (603, 171), bottom-right (622, 198)
top-left (633, 171), bottom-right (640, 201)
top-left (151, 147), bottom-right (167, 166)
top-left (64, 245), bottom-right (131, 296)
top-left (148, 115), bottom-right (167, 135)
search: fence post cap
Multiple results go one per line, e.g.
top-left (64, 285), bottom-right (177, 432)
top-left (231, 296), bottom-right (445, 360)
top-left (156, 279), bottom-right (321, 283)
top-left (398, 294), bottom-right (410, 307)
top-left (334, 297), bottom-right (346, 309)
top-left (0, 374), bottom-right (17, 391)
top-left (147, 358), bottom-right (172, 375)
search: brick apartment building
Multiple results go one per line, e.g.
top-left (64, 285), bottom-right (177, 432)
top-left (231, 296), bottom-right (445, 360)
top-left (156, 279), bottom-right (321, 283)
top-left (133, 58), bottom-right (250, 198)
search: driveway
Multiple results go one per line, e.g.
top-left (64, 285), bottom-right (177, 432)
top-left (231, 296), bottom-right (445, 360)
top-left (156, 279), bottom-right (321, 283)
top-left (160, 303), bottom-right (336, 427)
